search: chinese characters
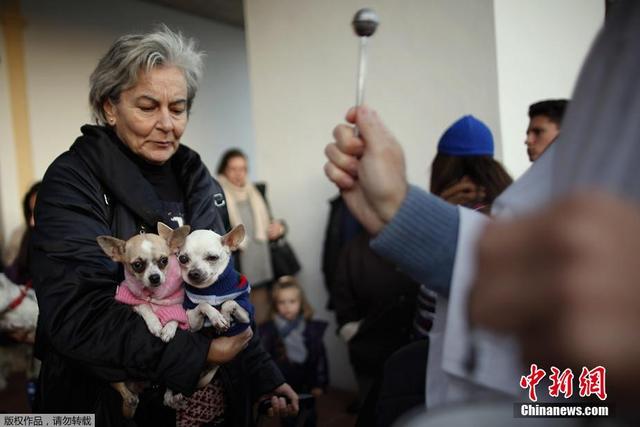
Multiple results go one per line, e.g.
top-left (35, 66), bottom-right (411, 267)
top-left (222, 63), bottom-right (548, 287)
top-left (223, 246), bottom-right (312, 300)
top-left (520, 365), bottom-right (607, 402)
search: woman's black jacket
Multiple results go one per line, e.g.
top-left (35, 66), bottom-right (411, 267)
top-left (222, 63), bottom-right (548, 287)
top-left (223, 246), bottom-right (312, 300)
top-left (30, 125), bottom-right (284, 426)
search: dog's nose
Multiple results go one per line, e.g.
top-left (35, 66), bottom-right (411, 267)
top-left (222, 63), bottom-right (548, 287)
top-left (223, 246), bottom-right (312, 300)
top-left (188, 269), bottom-right (203, 283)
top-left (148, 274), bottom-right (161, 286)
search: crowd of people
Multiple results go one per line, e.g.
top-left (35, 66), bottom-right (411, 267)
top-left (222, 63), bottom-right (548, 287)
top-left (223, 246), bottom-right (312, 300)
top-left (1, 1), bottom-right (638, 425)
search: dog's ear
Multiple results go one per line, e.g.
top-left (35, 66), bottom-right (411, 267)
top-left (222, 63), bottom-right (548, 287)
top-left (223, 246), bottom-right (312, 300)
top-left (167, 225), bottom-right (191, 252)
top-left (97, 236), bottom-right (126, 262)
top-left (157, 222), bottom-right (173, 242)
top-left (222, 224), bottom-right (245, 251)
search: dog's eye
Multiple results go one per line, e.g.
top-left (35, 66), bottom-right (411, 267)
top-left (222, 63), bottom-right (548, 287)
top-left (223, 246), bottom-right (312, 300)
top-left (131, 260), bottom-right (145, 272)
top-left (206, 255), bottom-right (219, 262)
top-left (178, 254), bottom-right (190, 264)
top-left (158, 257), bottom-right (168, 268)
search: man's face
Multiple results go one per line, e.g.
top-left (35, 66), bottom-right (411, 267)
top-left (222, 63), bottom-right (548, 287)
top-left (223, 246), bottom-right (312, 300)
top-left (525, 115), bottom-right (560, 162)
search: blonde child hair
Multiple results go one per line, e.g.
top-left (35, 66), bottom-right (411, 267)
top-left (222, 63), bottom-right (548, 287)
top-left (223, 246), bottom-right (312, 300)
top-left (270, 276), bottom-right (314, 320)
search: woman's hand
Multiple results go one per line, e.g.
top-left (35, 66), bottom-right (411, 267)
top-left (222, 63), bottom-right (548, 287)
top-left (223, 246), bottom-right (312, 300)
top-left (267, 221), bottom-right (285, 240)
top-left (260, 382), bottom-right (299, 418)
top-left (439, 176), bottom-right (485, 207)
top-left (206, 328), bottom-right (252, 364)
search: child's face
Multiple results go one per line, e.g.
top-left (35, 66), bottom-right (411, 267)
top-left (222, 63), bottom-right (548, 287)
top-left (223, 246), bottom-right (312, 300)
top-left (276, 288), bottom-right (302, 321)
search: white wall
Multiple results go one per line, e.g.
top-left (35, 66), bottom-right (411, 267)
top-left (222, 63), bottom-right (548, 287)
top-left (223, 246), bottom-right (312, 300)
top-left (244, 0), bottom-right (502, 390)
top-left (0, 0), bottom-right (256, 242)
top-left (494, 0), bottom-right (604, 178)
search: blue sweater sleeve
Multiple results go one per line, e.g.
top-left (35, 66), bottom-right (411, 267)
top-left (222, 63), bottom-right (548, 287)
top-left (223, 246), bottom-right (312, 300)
top-left (370, 185), bottom-right (459, 297)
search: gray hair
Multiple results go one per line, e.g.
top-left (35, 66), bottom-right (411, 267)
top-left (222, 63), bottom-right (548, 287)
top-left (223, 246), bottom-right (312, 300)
top-left (89, 25), bottom-right (204, 125)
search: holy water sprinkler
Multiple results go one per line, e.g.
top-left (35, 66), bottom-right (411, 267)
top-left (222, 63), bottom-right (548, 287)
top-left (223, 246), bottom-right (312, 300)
top-left (352, 8), bottom-right (379, 135)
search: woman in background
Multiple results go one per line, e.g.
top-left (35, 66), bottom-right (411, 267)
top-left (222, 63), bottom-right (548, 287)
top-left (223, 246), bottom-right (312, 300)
top-left (0, 181), bottom-right (41, 411)
top-left (4, 181), bottom-right (40, 286)
top-left (430, 115), bottom-right (513, 214)
top-left (217, 149), bottom-right (287, 325)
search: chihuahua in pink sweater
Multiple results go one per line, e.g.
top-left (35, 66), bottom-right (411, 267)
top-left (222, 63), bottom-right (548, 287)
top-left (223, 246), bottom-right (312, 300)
top-left (97, 222), bottom-right (190, 417)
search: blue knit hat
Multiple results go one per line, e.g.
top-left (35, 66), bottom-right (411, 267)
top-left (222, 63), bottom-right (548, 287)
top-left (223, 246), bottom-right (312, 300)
top-left (437, 115), bottom-right (494, 156)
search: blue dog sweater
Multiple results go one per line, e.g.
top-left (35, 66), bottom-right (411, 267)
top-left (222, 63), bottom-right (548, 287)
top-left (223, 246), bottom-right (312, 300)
top-left (183, 260), bottom-right (254, 337)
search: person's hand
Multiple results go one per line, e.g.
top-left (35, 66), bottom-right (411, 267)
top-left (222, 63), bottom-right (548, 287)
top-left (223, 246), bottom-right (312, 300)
top-left (206, 328), bottom-right (252, 364)
top-left (468, 193), bottom-right (640, 395)
top-left (439, 176), bottom-right (485, 207)
top-left (267, 221), bottom-right (285, 240)
top-left (260, 382), bottom-right (299, 418)
top-left (324, 105), bottom-right (408, 234)
top-left (338, 321), bottom-right (361, 343)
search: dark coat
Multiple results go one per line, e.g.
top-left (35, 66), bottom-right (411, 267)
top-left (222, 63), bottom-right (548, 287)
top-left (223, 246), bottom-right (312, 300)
top-left (258, 320), bottom-right (329, 393)
top-left (321, 196), bottom-right (363, 309)
top-left (30, 125), bottom-right (284, 426)
top-left (333, 233), bottom-right (419, 376)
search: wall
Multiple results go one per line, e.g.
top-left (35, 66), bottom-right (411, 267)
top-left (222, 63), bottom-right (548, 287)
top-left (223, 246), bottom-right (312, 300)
top-left (0, 0), bottom-right (256, 241)
top-left (244, 0), bottom-right (502, 389)
top-left (494, 0), bottom-right (604, 178)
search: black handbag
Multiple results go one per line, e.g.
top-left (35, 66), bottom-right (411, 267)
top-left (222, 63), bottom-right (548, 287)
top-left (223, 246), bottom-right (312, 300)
top-left (270, 237), bottom-right (301, 279)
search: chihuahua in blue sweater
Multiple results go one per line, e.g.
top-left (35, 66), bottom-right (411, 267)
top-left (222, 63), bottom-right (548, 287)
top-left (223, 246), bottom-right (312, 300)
top-left (177, 224), bottom-right (253, 336)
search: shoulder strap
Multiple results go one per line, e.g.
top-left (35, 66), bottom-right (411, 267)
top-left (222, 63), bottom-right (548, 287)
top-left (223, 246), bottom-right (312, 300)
top-left (255, 181), bottom-right (274, 220)
top-left (211, 178), bottom-right (232, 232)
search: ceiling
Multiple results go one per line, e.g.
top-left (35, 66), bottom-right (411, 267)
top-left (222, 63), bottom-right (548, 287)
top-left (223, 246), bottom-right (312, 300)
top-left (141, 0), bottom-right (244, 28)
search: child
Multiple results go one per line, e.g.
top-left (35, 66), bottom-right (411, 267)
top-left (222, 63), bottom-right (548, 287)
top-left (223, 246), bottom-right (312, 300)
top-left (259, 276), bottom-right (328, 426)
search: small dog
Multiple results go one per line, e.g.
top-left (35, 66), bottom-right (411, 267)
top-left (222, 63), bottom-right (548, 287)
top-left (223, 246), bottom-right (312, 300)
top-left (97, 223), bottom-right (190, 417)
top-left (0, 274), bottom-right (38, 334)
top-left (0, 273), bottom-right (39, 390)
top-left (177, 225), bottom-right (252, 336)
top-left (165, 225), bottom-right (253, 423)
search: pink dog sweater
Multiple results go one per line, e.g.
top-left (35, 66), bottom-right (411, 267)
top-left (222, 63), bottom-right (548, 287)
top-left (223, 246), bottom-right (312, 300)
top-left (115, 255), bottom-right (189, 330)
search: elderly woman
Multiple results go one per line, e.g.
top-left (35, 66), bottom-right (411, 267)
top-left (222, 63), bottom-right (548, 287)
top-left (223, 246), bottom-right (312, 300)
top-left (216, 149), bottom-right (287, 325)
top-left (31, 27), bottom-right (296, 426)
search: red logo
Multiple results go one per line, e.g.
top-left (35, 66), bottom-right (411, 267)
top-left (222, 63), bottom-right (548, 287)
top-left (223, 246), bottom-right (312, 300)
top-left (520, 364), bottom-right (606, 402)
top-left (548, 367), bottom-right (574, 398)
top-left (578, 366), bottom-right (607, 401)
top-left (520, 364), bottom-right (546, 402)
